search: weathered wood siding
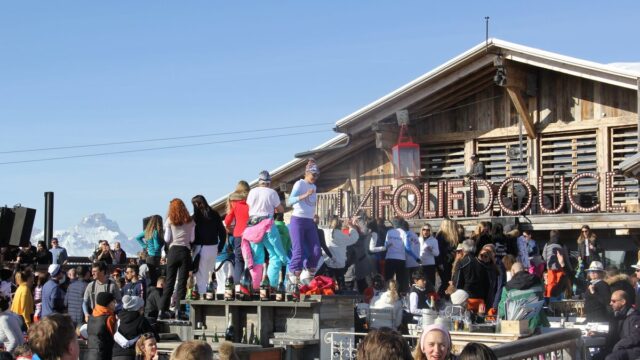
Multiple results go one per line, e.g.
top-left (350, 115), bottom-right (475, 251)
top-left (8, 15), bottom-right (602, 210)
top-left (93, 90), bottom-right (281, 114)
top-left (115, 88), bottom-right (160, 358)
top-left (313, 63), bottom-right (638, 214)
top-left (316, 144), bottom-right (394, 194)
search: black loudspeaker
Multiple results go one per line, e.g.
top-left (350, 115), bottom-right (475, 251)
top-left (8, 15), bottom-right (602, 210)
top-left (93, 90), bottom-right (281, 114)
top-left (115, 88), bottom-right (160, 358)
top-left (0, 207), bottom-right (14, 247)
top-left (10, 207), bottom-right (36, 247)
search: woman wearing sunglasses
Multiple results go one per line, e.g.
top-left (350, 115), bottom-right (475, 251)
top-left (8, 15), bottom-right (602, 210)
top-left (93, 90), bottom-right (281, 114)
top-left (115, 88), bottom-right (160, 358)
top-left (135, 333), bottom-right (158, 360)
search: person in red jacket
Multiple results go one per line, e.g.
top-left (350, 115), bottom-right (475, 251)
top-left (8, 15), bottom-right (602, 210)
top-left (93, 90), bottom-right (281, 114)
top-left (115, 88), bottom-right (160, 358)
top-left (224, 180), bottom-right (251, 281)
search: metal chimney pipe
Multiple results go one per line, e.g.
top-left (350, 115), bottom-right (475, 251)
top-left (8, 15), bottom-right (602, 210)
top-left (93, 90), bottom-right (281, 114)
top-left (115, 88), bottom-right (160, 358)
top-left (44, 192), bottom-right (54, 249)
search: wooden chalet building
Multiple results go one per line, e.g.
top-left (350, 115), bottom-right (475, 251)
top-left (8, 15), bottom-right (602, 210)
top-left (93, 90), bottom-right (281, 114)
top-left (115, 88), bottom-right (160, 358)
top-left (214, 39), bottom-right (640, 270)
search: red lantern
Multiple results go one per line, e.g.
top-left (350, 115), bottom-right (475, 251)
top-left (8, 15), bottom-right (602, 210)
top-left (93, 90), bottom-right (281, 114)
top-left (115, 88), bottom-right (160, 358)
top-left (391, 124), bottom-right (421, 179)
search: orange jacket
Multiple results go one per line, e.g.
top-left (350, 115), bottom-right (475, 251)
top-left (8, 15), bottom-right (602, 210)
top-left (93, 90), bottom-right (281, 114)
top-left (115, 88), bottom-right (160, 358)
top-left (92, 304), bottom-right (116, 335)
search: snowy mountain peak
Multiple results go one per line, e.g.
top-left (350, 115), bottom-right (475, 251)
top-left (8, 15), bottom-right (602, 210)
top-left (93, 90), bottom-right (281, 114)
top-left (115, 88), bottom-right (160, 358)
top-left (32, 213), bottom-right (139, 257)
top-left (80, 213), bottom-right (121, 230)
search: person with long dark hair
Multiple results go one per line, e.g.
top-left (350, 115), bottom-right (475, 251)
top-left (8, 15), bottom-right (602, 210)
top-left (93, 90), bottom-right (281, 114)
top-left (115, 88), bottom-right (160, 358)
top-left (577, 225), bottom-right (600, 265)
top-left (159, 199), bottom-right (195, 320)
top-left (135, 215), bottom-right (164, 286)
top-left (191, 195), bottom-right (227, 297)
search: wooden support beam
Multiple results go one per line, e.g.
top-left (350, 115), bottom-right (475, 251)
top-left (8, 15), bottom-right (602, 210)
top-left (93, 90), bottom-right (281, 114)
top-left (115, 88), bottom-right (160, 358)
top-left (505, 86), bottom-right (536, 139)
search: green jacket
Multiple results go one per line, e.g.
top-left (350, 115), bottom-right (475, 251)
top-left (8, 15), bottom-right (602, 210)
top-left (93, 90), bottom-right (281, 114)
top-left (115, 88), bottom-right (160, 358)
top-left (498, 275), bottom-right (549, 331)
top-left (275, 221), bottom-right (292, 256)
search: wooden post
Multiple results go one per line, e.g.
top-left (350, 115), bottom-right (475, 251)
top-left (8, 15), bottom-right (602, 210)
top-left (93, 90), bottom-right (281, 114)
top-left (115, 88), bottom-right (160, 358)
top-left (506, 87), bottom-right (536, 139)
top-left (637, 78), bottom-right (640, 150)
top-left (597, 125), bottom-right (609, 211)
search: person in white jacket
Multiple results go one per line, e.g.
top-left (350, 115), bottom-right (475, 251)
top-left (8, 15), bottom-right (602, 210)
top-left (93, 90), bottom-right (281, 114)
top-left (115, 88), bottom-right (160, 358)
top-left (369, 279), bottom-right (404, 330)
top-left (370, 217), bottom-right (421, 293)
top-left (319, 216), bottom-right (359, 289)
top-left (419, 224), bottom-right (440, 286)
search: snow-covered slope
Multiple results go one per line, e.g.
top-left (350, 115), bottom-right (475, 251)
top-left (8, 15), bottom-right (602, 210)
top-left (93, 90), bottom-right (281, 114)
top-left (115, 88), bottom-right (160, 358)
top-left (31, 213), bottom-right (139, 257)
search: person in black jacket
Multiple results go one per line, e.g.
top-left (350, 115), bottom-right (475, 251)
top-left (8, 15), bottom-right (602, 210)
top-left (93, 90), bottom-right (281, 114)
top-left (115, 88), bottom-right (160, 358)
top-left (191, 195), bottom-right (227, 297)
top-left (16, 245), bottom-right (37, 267)
top-left (34, 241), bottom-right (52, 265)
top-left (584, 261), bottom-right (611, 323)
top-left (144, 276), bottom-right (165, 321)
top-left (112, 295), bottom-right (156, 360)
top-left (592, 290), bottom-right (640, 360)
top-left (451, 240), bottom-right (488, 308)
top-left (87, 292), bottom-right (116, 360)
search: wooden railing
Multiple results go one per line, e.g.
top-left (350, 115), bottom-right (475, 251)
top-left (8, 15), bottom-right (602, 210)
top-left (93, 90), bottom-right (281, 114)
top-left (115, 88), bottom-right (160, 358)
top-left (492, 328), bottom-right (583, 359)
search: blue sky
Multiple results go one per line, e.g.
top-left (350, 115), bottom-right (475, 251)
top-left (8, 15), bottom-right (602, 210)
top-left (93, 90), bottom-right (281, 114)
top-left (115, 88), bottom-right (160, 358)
top-left (1, 1), bottom-right (639, 241)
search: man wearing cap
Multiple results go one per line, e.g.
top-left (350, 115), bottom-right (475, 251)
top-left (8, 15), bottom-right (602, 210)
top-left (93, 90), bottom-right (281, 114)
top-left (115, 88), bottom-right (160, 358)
top-left (244, 170), bottom-right (288, 289)
top-left (41, 264), bottom-right (66, 317)
top-left (465, 153), bottom-right (486, 180)
top-left (584, 261), bottom-right (611, 323)
top-left (87, 292), bottom-right (116, 360)
top-left (286, 159), bottom-right (322, 287)
top-left (112, 295), bottom-right (155, 360)
top-left (450, 288), bottom-right (470, 308)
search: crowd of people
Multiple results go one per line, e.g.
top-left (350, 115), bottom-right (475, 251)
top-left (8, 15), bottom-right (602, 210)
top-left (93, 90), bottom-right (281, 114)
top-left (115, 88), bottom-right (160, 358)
top-left (1, 159), bottom-right (640, 359)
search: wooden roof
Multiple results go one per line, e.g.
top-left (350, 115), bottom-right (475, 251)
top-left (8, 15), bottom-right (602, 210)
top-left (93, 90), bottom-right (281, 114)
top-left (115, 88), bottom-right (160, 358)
top-left (211, 38), bottom-right (640, 211)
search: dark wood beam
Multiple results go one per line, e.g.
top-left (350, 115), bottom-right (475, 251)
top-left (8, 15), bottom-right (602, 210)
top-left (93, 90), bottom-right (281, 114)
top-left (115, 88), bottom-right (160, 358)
top-left (505, 86), bottom-right (536, 139)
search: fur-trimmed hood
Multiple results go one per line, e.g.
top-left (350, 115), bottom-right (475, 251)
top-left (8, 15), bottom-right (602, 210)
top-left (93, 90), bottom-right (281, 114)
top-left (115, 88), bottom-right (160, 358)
top-left (605, 273), bottom-right (631, 286)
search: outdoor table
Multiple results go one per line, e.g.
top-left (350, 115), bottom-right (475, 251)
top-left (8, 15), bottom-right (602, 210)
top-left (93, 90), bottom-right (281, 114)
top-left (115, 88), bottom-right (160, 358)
top-left (182, 295), bottom-right (359, 359)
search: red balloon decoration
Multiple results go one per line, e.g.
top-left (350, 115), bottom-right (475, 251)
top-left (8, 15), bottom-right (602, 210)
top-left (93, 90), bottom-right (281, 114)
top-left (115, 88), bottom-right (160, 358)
top-left (567, 173), bottom-right (600, 212)
top-left (537, 175), bottom-right (565, 214)
top-left (497, 177), bottom-right (532, 215)
top-left (446, 180), bottom-right (464, 217)
top-left (469, 179), bottom-right (494, 216)
top-left (392, 183), bottom-right (423, 219)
